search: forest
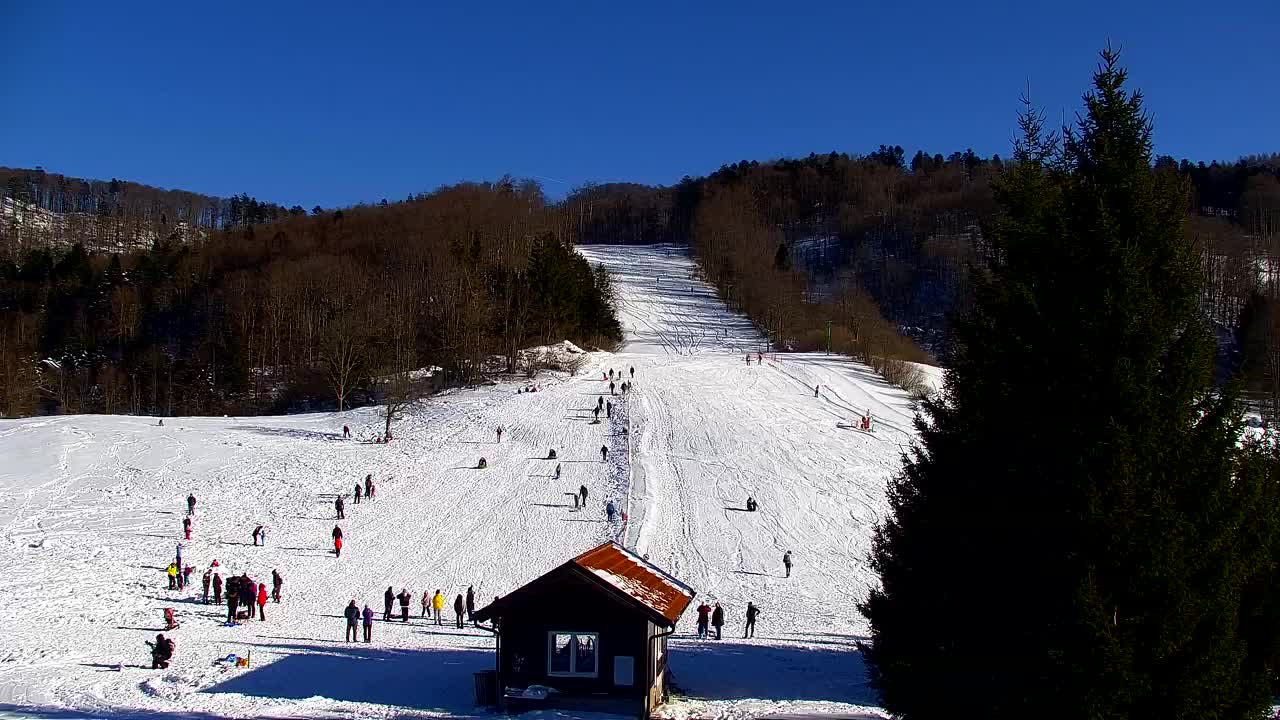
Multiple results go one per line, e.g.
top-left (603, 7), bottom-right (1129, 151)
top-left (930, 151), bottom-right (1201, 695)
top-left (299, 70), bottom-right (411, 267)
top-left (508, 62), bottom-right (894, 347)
top-left (0, 179), bottom-right (619, 417)
top-left (2, 148), bottom-right (1278, 419)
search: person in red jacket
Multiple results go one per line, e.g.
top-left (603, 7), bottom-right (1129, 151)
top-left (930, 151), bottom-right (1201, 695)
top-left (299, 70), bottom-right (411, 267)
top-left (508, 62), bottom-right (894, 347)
top-left (182, 517), bottom-right (191, 540)
top-left (332, 525), bottom-right (344, 557)
top-left (257, 583), bottom-right (268, 621)
top-left (695, 602), bottom-right (712, 639)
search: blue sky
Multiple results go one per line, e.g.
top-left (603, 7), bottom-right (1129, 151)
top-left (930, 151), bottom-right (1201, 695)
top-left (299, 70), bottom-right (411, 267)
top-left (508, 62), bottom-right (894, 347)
top-left (2, 1), bottom-right (1276, 208)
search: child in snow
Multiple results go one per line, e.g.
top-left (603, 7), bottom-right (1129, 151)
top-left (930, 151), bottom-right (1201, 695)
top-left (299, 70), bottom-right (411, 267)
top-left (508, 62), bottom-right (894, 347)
top-left (257, 583), bottom-right (268, 620)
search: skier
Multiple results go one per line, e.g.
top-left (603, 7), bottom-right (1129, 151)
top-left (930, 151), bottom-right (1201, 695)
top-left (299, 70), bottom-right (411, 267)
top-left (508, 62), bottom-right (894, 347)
top-left (257, 583), bottom-right (268, 621)
top-left (711, 603), bottom-right (725, 640)
top-left (146, 634), bottom-right (175, 669)
top-left (432, 589), bottom-right (445, 625)
top-left (744, 601), bottom-right (760, 638)
top-left (332, 525), bottom-right (344, 557)
top-left (384, 587), bottom-right (395, 621)
top-left (362, 603), bottom-right (374, 642)
top-left (271, 569), bottom-right (283, 602)
top-left (212, 572), bottom-right (223, 606)
top-left (695, 602), bottom-right (711, 638)
top-left (354, 483), bottom-right (362, 504)
top-left (398, 588), bottom-right (411, 623)
top-left (600, 445), bottom-right (609, 462)
top-left (186, 494), bottom-right (196, 516)
top-left (335, 495), bottom-right (345, 519)
top-left (421, 590), bottom-right (430, 618)
top-left (344, 600), bottom-right (359, 642)
top-left (182, 517), bottom-right (191, 540)
top-left (202, 570), bottom-right (211, 603)
top-left (579, 484), bottom-right (588, 506)
top-left (606, 499), bottom-right (617, 522)
top-left (343, 424), bottom-right (350, 439)
top-left (252, 525), bottom-right (263, 546)
top-left (783, 550), bottom-right (793, 578)
top-left (466, 585), bottom-right (475, 623)
top-left (166, 562), bottom-right (178, 590)
top-left (496, 425), bottom-right (503, 443)
top-left (609, 381), bottom-right (615, 395)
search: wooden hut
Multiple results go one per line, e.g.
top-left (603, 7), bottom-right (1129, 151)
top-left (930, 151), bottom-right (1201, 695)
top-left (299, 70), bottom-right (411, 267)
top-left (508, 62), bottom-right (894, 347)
top-left (473, 541), bottom-right (695, 717)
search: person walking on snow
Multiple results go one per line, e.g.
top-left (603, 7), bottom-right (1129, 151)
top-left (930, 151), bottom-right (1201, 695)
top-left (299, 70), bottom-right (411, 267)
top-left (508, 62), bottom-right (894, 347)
top-left (365, 473), bottom-right (373, 498)
top-left (579, 485), bottom-right (588, 506)
top-left (601, 445), bottom-right (609, 462)
top-left (696, 602), bottom-right (711, 638)
top-left (354, 483), bottom-right (362, 504)
top-left (609, 381), bottom-right (615, 395)
top-left (744, 602), bottom-right (760, 638)
top-left (554, 463), bottom-right (562, 480)
top-left (432, 590), bottom-right (445, 625)
top-left (630, 367), bottom-right (634, 379)
top-left (398, 588), bottom-right (411, 623)
top-left (711, 603), bottom-right (725, 639)
top-left (606, 499), bottom-right (617, 522)
top-left (466, 585), bottom-right (475, 623)
top-left (257, 583), bottom-right (268, 620)
top-left (606, 400), bottom-right (612, 418)
top-left (332, 525), bottom-right (344, 557)
top-left (814, 384), bottom-right (820, 398)
top-left (421, 590), bottom-right (430, 618)
top-left (343, 424), bottom-right (350, 439)
top-left (344, 600), bottom-right (359, 642)
top-left (593, 406), bottom-right (600, 422)
top-left (454, 594), bottom-right (465, 628)
top-left (252, 525), bottom-right (263, 546)
top-left (496, 425), bottom-right (503, 443)
top-left (213, 572), bottom-right (222, 605)
top-left (202, 569), bottom-right (211, 603)
top-left (783, 550), bottom-right (793, 578)
top-left (335, 495), bottom-right (345, 519)
top-left (362, 603), bottom-right (374, 642)
top-left (182, 517), bottom-right (191, 540)
top-left (166, 562), bottom-right (178, 590)
top-left (186, 494), bottom-right (196, 516)
top-left (608, 369), bottom-right (614, 380)
top-left (272, 569), bottom-right (283, 602)
top-left (384, 587), bottom-right (395, 621)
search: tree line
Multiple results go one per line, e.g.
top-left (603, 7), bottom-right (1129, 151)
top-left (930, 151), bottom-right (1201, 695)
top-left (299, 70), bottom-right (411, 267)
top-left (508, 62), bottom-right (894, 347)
top-left (0, 179), bottom-right (620, 418)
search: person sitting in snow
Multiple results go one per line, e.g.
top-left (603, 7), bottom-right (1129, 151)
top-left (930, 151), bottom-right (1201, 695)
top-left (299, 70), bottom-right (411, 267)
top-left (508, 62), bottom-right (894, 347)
top-left (146, 634), bottom-right (174, 669)
top-left (477, 457), bottom-right (487, 469)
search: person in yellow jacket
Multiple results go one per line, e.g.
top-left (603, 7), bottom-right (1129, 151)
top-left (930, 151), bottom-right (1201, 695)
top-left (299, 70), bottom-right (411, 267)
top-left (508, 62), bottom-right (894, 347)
top-left (166, 562), bottom-right (179, 590)
top-left (431, 589), bottom-right (445, 626)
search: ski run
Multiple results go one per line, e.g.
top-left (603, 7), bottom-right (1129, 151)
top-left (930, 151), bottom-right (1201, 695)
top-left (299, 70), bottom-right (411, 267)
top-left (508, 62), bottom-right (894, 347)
top-left (0, 244), bottom-right (937, 719)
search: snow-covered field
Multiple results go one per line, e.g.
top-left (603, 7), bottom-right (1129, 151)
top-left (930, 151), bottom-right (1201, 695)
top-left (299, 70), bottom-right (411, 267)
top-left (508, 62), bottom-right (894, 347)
top-left (0, 244), bottom-right (922, 719)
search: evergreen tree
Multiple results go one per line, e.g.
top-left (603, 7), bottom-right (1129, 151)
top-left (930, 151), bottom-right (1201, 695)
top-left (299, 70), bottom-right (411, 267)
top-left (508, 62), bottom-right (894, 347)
top-left (859, 48), bottom-right (1280, 720)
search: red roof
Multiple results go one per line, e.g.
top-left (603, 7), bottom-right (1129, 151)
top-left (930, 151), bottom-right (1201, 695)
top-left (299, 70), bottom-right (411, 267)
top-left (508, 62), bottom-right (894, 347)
top-left (571, 542), bottom-right (695, 625)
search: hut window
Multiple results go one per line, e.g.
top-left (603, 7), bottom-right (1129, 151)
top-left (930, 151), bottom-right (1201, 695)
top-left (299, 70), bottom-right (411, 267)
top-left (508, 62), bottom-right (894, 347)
top-left (548, 632), bottom-right (599, 677)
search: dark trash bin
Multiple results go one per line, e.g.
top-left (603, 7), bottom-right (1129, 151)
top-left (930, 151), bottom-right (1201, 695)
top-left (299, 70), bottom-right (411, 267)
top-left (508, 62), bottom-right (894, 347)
top-left (474, 670), bottom-right (498, 706)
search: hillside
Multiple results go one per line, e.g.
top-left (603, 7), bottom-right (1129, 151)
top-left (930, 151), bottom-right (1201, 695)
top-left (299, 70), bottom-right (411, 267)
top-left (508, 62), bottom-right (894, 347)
top-left (0, 245), bottom-right (915, 718)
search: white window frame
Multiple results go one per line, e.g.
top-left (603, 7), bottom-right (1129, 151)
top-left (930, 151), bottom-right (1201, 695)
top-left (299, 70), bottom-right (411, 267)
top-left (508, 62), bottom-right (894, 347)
top-left (547, 631), bottom-right (600, 678)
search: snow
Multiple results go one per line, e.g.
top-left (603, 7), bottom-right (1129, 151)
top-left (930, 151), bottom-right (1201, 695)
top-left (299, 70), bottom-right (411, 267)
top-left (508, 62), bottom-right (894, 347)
top-left (0, 243), bottom-right (919, 719)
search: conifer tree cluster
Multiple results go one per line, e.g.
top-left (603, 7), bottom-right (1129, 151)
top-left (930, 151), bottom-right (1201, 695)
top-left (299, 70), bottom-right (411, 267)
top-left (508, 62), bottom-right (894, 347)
top-left (860, 48), bottom-right (1280, 719)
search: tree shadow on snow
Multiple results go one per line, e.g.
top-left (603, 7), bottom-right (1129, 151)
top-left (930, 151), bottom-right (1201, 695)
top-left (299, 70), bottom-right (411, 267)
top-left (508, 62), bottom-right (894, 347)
top-left (237, 426), bottom-right (345, 442)
top-left (668, 639), bottom-right (876, 705)
top-left (201, 642), bottom-right (491, 711)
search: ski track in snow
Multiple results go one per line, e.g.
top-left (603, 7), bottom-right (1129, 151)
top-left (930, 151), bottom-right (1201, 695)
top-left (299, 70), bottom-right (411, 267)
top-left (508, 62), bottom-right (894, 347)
top-left (0, 244), bottom-right (909, 719)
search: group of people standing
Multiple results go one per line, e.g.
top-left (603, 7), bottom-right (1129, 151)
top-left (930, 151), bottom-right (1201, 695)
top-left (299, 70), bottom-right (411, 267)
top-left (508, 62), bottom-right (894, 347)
top-left (345, 585), bottom-right (482, 642)
top-left (695, 600), bottom-right (763, 639)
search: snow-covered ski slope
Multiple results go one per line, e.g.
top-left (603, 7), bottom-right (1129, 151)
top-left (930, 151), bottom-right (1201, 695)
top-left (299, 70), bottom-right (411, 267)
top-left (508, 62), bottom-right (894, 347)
top-left (0, 244), bottom-right (917, 719)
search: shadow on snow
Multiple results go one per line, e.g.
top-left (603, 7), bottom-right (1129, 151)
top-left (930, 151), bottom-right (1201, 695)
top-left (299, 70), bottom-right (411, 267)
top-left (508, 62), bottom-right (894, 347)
top-left (668, 639), bottom-right (876, 705)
